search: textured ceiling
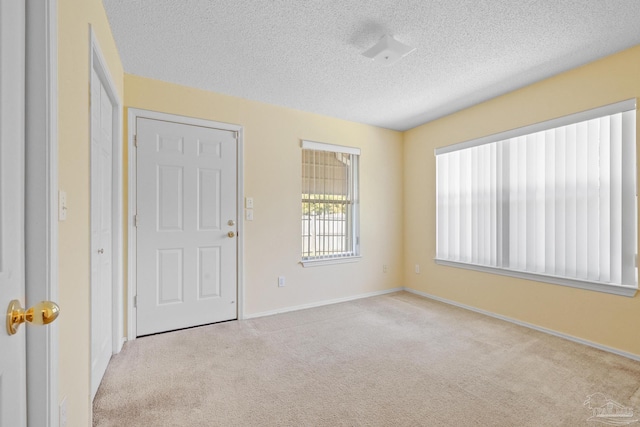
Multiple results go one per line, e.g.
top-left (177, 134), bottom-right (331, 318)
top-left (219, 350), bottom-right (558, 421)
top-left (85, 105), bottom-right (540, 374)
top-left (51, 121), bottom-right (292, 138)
top-left (103, 0), bottom-right (640, 131)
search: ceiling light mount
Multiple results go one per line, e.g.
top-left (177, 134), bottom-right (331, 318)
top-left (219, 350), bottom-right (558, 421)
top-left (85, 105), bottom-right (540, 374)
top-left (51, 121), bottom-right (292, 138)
top-left (362, 35), bottom-right (416, 66)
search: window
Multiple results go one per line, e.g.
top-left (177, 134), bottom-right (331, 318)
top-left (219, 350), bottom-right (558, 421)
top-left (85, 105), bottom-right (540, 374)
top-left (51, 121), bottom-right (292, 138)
top-left (435, 100), bottom-right (637, 296)
top-left (301, 140), bottom-right (360, 266)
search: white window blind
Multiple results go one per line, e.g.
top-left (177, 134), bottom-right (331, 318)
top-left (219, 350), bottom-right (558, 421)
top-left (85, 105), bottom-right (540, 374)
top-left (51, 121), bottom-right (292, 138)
top-left (301, 140), bottom-right (360, 266)
top-left (435, 100), bottom-right (637, 295)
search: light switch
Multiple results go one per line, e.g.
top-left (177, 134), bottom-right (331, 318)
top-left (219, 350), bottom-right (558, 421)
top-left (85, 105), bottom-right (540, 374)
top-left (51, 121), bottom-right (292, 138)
top-left (246, 209), bottom-right (254, 221)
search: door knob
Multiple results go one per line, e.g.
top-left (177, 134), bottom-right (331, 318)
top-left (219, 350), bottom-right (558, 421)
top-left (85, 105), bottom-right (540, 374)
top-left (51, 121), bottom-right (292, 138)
top-left (6, 300), bottom-right (60, 335)
top-left (228, 231), bottom-right (236, 238)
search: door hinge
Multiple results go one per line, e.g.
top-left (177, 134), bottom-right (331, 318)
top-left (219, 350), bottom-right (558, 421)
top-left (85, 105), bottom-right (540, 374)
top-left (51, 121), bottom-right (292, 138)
top-left (134, 134), bottom-right (138, 147)
top-left (134, 214), bottom-right (139, 227)
top-left (234, 132), bottom-right (238, 141)
top-left (133, 295), bottom-right (137, 308)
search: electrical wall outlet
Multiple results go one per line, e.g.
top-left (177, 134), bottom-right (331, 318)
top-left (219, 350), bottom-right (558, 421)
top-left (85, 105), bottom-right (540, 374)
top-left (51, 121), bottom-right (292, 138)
top-left (278, 276), bottom-right (286, 287)
top-left (59, 397), bottom-right (68, 427)
top-left (383, 265), bottom-right (388, 273)
top-left (415, 264), bottom-right (420, 274)
top-left (58, 190), bottom-right (67, 221)
top-left (245, 197), bottom-right (254, 209)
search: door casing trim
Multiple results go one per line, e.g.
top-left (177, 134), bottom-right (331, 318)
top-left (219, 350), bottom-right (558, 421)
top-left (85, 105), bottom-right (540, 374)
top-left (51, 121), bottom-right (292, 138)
top-left (25, 1), bottom-right (58, 425)
top-left (126, 108), bottom-right (245, 340)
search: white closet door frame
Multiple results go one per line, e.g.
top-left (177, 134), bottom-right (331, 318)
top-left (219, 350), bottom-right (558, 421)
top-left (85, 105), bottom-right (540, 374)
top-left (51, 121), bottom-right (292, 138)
top-left (127, 109), bottom-right (245, 340)
top-left (89, 27), bottom-right (124, 355)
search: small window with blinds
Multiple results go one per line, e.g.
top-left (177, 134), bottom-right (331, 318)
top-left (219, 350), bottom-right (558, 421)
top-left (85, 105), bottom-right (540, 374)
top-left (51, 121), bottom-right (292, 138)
top-left (301, 140), bottom-right (360, 266)
top-left (435, 100), bottom-right (637, 296)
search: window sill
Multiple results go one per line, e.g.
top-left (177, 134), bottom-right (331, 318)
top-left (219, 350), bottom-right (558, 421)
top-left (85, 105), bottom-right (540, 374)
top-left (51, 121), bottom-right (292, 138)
top-left (301, 256), bottom-right (362, 267)
top-left (434, 258), bottom-right (638, 297)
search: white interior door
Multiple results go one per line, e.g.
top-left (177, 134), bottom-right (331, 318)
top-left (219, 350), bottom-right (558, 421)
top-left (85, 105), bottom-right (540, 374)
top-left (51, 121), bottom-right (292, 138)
top-left (136, 118), bottom-right (238, 336)
top-left (90, 68), bottom-right (113, 398)
top-left (0, 1), bottom-right (27, 425)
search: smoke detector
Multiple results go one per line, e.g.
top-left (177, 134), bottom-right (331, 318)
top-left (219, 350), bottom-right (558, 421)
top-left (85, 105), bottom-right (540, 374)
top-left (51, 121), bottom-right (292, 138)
top-left (362, 35), bottom-right (416, 65)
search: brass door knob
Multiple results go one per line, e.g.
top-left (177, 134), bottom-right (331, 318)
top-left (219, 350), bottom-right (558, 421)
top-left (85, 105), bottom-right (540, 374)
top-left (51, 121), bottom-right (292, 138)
top-left (228, 231), bottom-right (236, 238)
top-left (6, 300), bottom-right (60, 335)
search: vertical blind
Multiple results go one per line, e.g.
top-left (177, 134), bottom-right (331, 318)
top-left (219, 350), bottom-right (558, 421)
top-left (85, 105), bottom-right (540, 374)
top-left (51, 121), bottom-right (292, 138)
top-left (435, 100), bottom-right (637, 289)
top-left (302, 140), bottom-right (360, 261)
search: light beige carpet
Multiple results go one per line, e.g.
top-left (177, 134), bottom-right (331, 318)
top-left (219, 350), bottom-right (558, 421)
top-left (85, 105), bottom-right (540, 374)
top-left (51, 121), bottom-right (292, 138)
top-left (93, 291), bottom-right (640, 426)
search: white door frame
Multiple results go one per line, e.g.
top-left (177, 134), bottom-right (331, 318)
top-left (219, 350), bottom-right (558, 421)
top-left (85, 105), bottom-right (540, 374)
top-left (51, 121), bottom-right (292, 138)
top-left (89, 27), bottom-right (125, 356)
top-left (24, 1), bottom-right (58, 426)
top-left (127, 109), bottom-right (245, 340)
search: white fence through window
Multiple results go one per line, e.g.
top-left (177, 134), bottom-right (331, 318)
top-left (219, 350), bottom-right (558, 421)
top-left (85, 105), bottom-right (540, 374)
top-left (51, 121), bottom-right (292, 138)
top-left (301, 140), bottom-right (360, 262)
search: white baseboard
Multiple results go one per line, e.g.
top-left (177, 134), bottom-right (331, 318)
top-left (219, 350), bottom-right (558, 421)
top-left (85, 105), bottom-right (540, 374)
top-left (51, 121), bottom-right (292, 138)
top-left (403, 287), bottom-right (640, 362)
top-left (167, 284), bottom-right (639, 362)
top-left (116, 337), bottom-right (126, 353)
top-left (243, 287), bottom-right (404, 320)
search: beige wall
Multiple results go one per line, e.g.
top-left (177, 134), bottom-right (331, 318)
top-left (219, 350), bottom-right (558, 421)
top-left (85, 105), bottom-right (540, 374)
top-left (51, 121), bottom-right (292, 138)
top-left (58, 0), bottom-right (124, 425)
top-left (404, 45), bottom-right (640, 356)
top-left (124, 74), bottom-right (405, 317)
